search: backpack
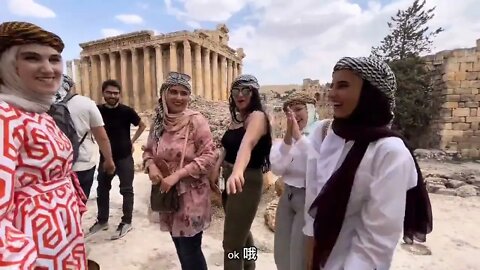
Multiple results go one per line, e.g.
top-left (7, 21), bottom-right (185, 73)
top-left (47, 92), bottom-right (88, 163)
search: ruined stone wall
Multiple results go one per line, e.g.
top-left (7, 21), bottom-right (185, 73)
top-left (424, 38), bottom-right (480, 158)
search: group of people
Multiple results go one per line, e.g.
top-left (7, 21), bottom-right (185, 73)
top-left (0, 20), bottom-right (433, 270)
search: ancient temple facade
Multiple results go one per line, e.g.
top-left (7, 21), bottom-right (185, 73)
top-left (67, 24), bottom-right (245, 111)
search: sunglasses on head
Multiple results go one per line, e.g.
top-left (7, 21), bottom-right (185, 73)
top-left (167, 71), bottom-right (191, 82)
top-left (231, 86), bottom-right (252, 97)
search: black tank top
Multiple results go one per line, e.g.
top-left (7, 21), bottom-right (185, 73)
top-left (221, 127), bottom-right (271, 169)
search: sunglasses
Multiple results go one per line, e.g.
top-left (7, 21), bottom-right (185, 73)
top-left (231, 86), bottom-right (252, 97)
top-left (167, 71), bottom-right (191, 82)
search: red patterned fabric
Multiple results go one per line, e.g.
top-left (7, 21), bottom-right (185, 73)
top-left (0, 101), bottom-right (87, 269)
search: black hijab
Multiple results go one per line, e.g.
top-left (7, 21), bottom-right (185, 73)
top-left (309, 57), bottom-right (433, 269)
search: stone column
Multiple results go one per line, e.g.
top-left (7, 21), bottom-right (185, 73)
top-left (144, 46), bottom-right (153, 109)
top-left (221, 56), bottom-right (227, 100)
top-left (212, 52), bottom-right (219, 101)
top-left (194, 44), bottom-right (203, 97)
top-left (66, 60), bottom-right (73, 79)
top-left (183, 40), bottom-right (192, 78)
top-left (169, 42), bottom-right (177, 72)
top-left (120, 50), bottom-right (130, 106)
top-left (203, 48), bottom-right (211, 100)
top-left (233, 61), bottom-right (238, 79)
top-left (73, 59), bottom-right (82, 94)
top-left (131, 48), bottom-right (141, 111)
top-left (81, 57), bottom-right (91, 98)
top-left (99, 53), bottom-right (108, 83)
top-left (90, 55), bottom-right (99, 103)
top-left (155, 45), bottom-right (164, 98)
top-left (109, 52), bottom-right (118, 80)
top-left (238, 63), bottom-right (243, 75)
top-left (227, 59), bottom-right (233, 94)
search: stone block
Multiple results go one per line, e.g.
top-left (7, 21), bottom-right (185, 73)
top-left (471, 108), bottom-right (478, 116)
top-left (459, 102), bottom-right (465, 108)
top-left (473, 61), bottom-right (480, 72)
top-left (446, 95), bottom-right (461, 102)
top-left (443, 117), bottom-right (463, 123)
top-left (442, 102), bottom-right (458, 109)
top-left (464, 130), bottom-right (474, 137)
top-left (445, 80), bottom-right (461, 88)
top-left (455, 185), bottom-right (478, 198)
top-left (453, 88), bottom-right (474, 95)
top-left (466, 101), bottom-right (479, 108)
top-left (461, 94), bottom-right (476, 102)
top-left (452, 49), bottom-right (467, 57)
top-left (441, 88), bottom-right (455, 95)
top-left (452, 107), bottom-right (471, 117)
top-left (452, 123), bottom-right (471, 130)
top-left (460, 62), bottom-right (474, 72)
top-left (471, 80), bottom-right (480, 88)
top-left (466, 72), bottom-right (480, 80)
top-left (475, 95), bottom-right (480, 102)
top-left (469, 136), bottom-right (480, 143)
top-left (472, 122), bottom-right (480, 130)
top-left (454, 72), bottom-right (467, 81)
top-left (445, 62), bottom-right (460, 72)
top-left (443, 123), bottom-right (453, 130)
top-left (440, 129), bottom-right (463, 137)
top-left (442, 72), bottom-right (456, 81)
top-left (466, 116), bottom-right (480, 122)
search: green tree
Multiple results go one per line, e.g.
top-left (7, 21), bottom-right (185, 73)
top-left (371, 0), bottom-right (444, 61)
top-left (371, 0), bottom-right (444, 148)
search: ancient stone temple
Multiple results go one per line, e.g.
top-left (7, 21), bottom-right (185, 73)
top-left (66, 24), bottom-right (245, 111)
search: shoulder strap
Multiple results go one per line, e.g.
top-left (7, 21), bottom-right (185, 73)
top-left (78, 132), bottom-right (89, 146)
top-left (63, 93), bottom-right (78, 103)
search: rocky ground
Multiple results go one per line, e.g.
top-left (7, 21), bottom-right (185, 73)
top-left (82, 129), bottom-right (480, 270)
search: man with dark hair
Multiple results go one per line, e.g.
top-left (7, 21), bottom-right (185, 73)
top-left (88, 79), bottom-right (147, 240)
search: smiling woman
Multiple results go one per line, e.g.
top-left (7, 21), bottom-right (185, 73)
top-left (0, 21), bottom-right (89, 269)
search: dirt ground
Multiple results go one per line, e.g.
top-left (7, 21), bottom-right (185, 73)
top-left (82, 131), bottom-right (480, 270)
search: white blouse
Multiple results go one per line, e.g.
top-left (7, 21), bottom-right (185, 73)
top-left (297, 119), bottom-right (418, 270)
top-left (269, 122), bottom-right (320, 188)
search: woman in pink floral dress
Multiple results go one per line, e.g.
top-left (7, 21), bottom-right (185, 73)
top-left (143, 71), bottom-right (216, 270)
top-left (0, 22), bottom-right (87, 269)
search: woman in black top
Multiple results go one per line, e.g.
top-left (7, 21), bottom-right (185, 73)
top-left (210, 74), bottom-right (272, 270)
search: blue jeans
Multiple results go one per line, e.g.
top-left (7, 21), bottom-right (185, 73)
top-left (171, 231), bottom-right (208, 270)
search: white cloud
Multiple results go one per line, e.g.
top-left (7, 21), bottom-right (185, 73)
top-left (115, 14), bottom-right (144, 25)
top-left (7, 0), bottom-right (55, 18)
top-left (168, 0), bottom-right (480, 84)
top-left (101, 28), bottom-right (125, 37)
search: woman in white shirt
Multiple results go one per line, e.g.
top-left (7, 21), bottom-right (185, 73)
top-left (300, 56), bottom-right (432, 270)
top-left (270, 93), bottom-right (319, 270)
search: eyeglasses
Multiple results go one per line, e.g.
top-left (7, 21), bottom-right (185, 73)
top-left (231, 86), bottom-right (252, 97)
top-left (167, 71), bottom-right (191, 82)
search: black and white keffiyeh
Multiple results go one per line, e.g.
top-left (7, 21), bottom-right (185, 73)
top-left (231, 74), bottom-right (260, 90)
top-left (333, 56), bottom-right (397, 117)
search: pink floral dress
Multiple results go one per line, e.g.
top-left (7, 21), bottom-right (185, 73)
top-left (143, 112), bottom-right (216, 237)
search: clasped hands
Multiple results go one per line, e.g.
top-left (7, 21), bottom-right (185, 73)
top-left (148, 163), bottom-right (180, 193)
top-left (284, 106), bottom-right (302, 145)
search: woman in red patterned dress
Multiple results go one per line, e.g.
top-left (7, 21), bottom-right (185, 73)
top-left (0, 22), bottom-right (88, 269)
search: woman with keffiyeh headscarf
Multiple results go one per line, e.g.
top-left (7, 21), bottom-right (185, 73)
top-left (270, 92), bottom-right (320, 270)
top-left (0, 21), bottom-right (88, 269)
top-left (294, 56), bottom-right (432, 270)
top-left (142, 71), bottom-right (216, 270)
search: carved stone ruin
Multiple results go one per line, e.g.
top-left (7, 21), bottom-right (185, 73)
top-left (66, 24), bottom-right (245, 112)
top-left (424, 38), bottom-right (480, 159)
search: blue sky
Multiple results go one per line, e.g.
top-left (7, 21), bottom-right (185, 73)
top-left (2, 0), bottom-right (479, 84)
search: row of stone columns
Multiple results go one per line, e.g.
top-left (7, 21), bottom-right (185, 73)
top-left (71, 40), bottom-right (243, 112)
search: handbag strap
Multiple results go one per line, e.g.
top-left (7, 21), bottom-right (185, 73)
top-left (178, 119), bottom-right (191, 170)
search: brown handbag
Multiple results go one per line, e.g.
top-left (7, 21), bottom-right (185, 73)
top-left (150, 120), bottom-right (191, 213)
